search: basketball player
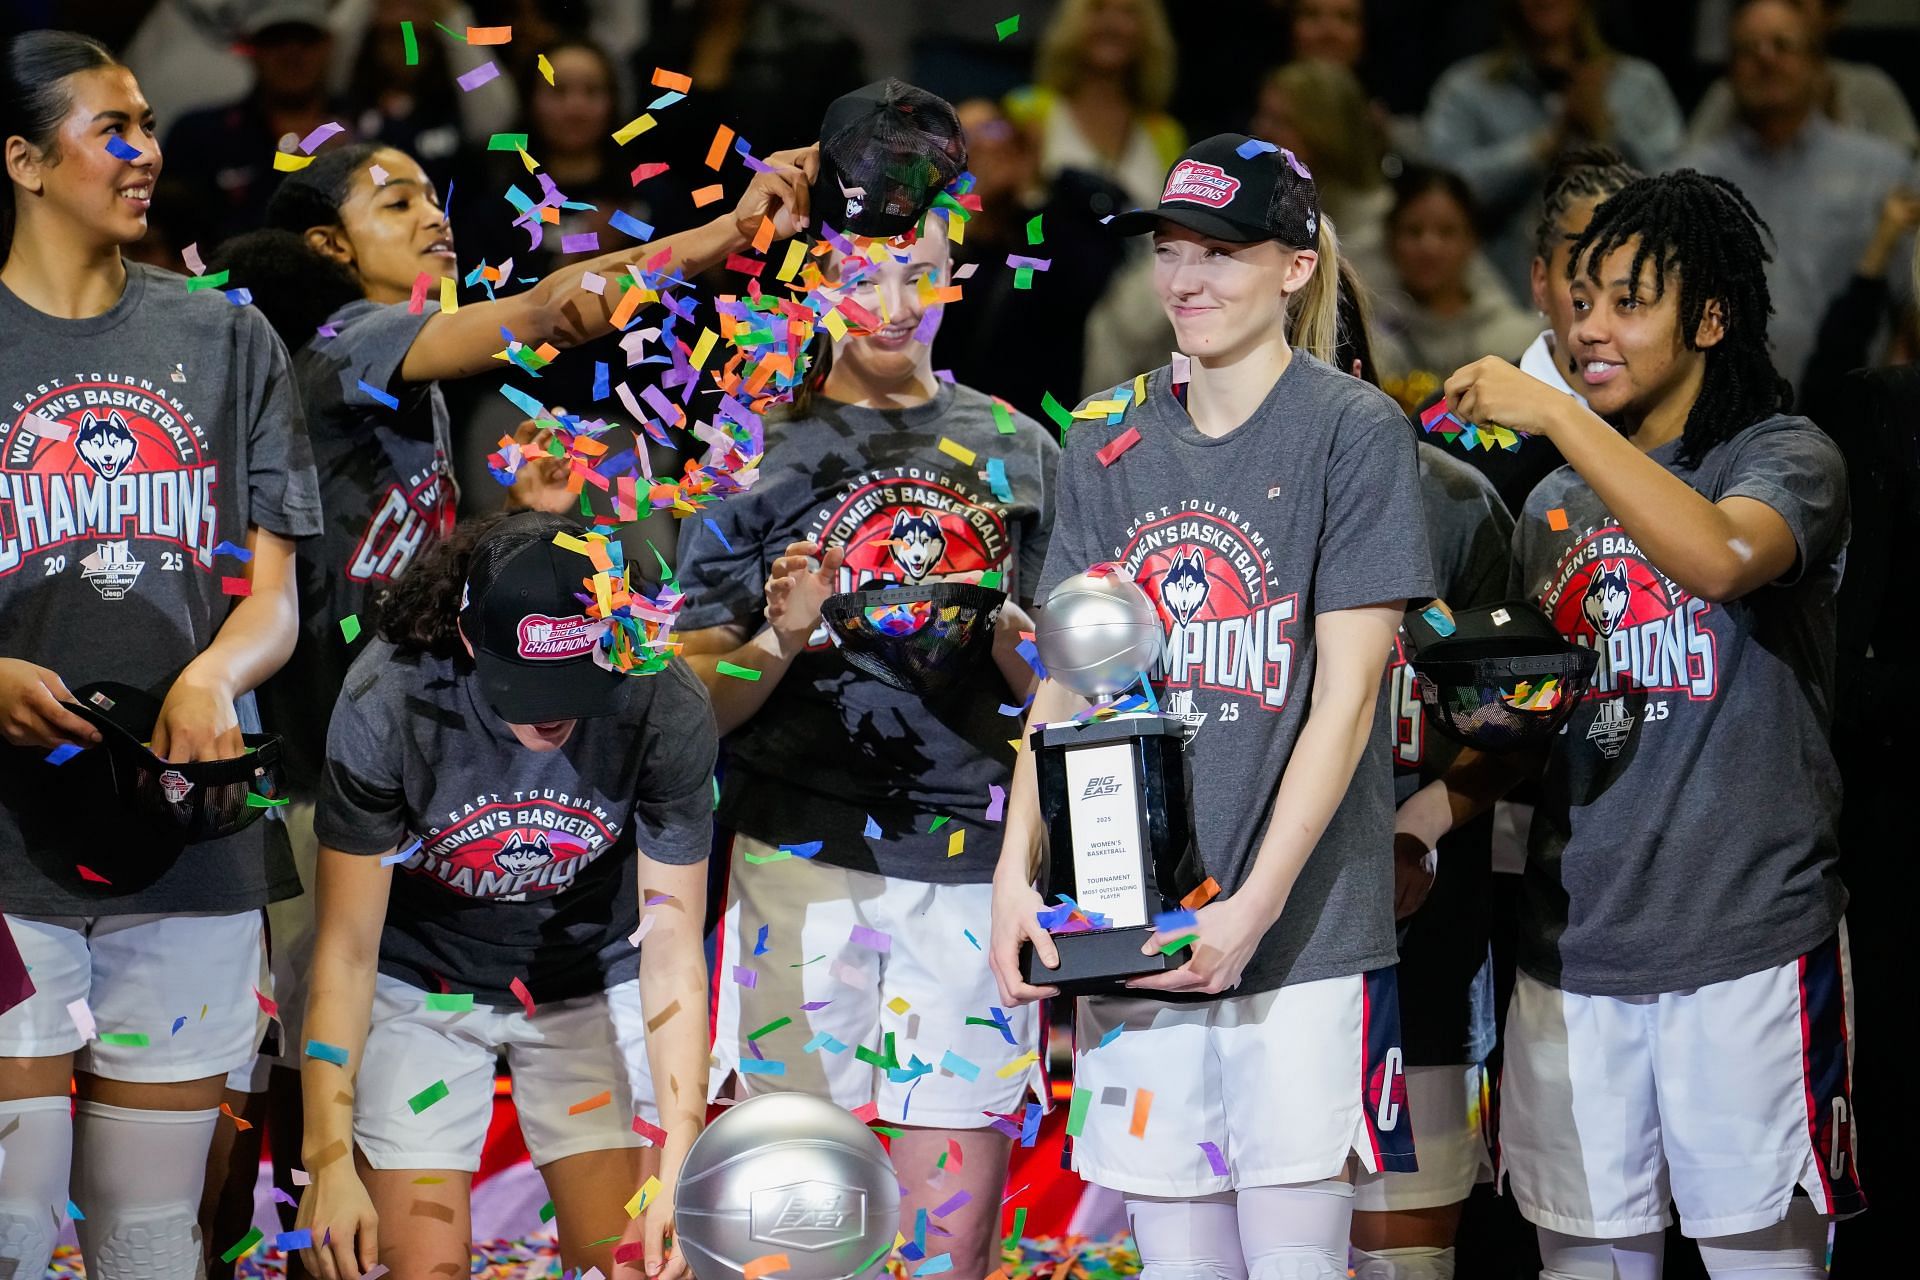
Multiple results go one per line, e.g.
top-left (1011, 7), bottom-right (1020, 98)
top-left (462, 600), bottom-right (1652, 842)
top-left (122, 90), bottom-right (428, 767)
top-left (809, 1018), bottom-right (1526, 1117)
top-left (0, 32), bottom-right (321, 1280)
top-left (295, 512), bottom-right (716, 1280)
top-left (1398, 170), bottom-right (1856, 1278)
top-left (674, 81), bottom-right (1058, 1279)
top-left (990, 135), bottom-right (1434, 1280)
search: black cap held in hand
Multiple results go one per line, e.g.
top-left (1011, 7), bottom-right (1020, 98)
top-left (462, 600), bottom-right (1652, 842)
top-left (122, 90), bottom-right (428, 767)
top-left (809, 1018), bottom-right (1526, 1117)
top-left (1109, 133), bottom-right (1321, 247)
top-left (812, 79), bottom-right (968, 239)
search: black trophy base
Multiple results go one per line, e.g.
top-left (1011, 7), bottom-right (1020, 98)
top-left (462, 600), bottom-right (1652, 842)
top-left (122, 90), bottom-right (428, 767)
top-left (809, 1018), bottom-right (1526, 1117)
top-left (1023, 925), bottom-right (1187, 996)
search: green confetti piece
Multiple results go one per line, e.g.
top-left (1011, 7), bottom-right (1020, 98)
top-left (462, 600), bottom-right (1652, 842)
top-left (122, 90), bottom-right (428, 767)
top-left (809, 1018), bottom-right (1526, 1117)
top-left (589, 1233), bottom-right (621, 1246)
top-left (98, 1032), bottom-right (148, 1047)
top-left (185, 270), bottom-right (230, 292)
top-left (928, 815), bottom-right (951, 833)
top-left (991, 400), bottom-right (1015, 434)
top-left (743, 846), bottom-right (792, 864)
top-left (1013, 266), bottom-right (1034, 291)
top-left (1005, 1207), bottom-right (1028, 1250)
top-left (715, 661), bottom-right (763, 681)
top-left (790, 953), bottom-right (828, 967)
top-left (870, 1125), bottom-right (904, 1138)
top-left (425, 992), bottom-right (474, 1012)
top-left (978, 570), bottom-right (1005, 590)
top-left (339, 614), bottom-right (361, 643)
top-left (433, 20), bottom-right (465, 39)
top-left (539, 1200), bottom-right (557, 1223)
top-left (407, 1079), bottom-right (451, 1114)
top-left (245, 792), bottom-right (290, 809)
top-left (854, 1239), bottom-right (895, 1276)
top-left (1157, 932), bottom-right (1198, 955)
top-left (401, 20), bottom-right (419, 66)
top-left (711, 776), bottom-right (721, 810)
top-left (995, 14), bottom-right (1021, 40)
top-left (1025, 213), bottom-right (1044, 245)
top-left (220, 1227), bottom-right (263, 1264)
top-left (487, 133), bottom-right (529, 151)
top-left (1040, 391), bottom-right (1074, 437)
top-left (747, 1015), bottom-right (792, 1040)
top-left (1066, 1086), bottom-right (1092, 1137)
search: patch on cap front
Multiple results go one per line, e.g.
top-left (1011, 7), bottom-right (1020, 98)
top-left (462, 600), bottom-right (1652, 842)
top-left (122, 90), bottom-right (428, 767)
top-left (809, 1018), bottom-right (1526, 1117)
top-left (1162, 160), bottom-right (1241, 210)
top-left (516, 613), bottom-right (607, 661)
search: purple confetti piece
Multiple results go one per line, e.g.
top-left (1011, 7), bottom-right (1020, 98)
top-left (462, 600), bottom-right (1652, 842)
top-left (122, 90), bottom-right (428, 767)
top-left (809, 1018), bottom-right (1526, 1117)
top-left (270, 1188), bottom-right (298, 1208)
top-left (640, 382), bottom-right (679, 424)
top-left (732, 965), bottom-right (758, 989)
top-left (912, 305), bottom-right (943, 344)
top-left (456, 60), bottom-right (501, 92)
top-left (1199, 1140), bottom-right (1229, 1176)
top-left (1003, 255), bottom-right (1052, 271)
top-left (985, 784), bottom-right (1006, 822)
top-left (316, 323), bottom-right (338, 338)
top-left (932, 1191), bottom-right (972, 1218)
top-left (800, 1000), bottom-right (833, 1011)
top-left (103, 135), bottom-right (141, 161)
top-left (298, 121), bottom-right (345, 154)
top-left (380, 837), bottom-right (423, 868)
top-left (1280, 146), bottom-right (1312, 180)
top-left (849, 926), bottom-right (892, 953)
top-left (560, 231), bottom-right (601, 255)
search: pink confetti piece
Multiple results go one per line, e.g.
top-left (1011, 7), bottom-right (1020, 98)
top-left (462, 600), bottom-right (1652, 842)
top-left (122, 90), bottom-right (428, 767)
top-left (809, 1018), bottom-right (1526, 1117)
top-left (509, 976), bottom-right (538, 1017)
top-left (1171, 352), bottom-right (1191, 385)
top-left (851, 1101), bottom-right (879, 1123)
top-left (298, 121), bottom-right (345, 154)
top-left (369, 164), bottom-right (389, 185)
top-left (67, 999), bottom-right (97, 1040)
top-left (632, 1114), bottom-right (669, 1144)
top-left (182, 242), bottom-right (204, 274)
top-left (954, 262), bottom-right (979, 279)
top-left (627, 914), bottom-right (656, 947)
top-left (25, 411), bottom-right (69, 442)
top-left (828, 959), bottom-right (873, 990)
top-left (456, 60), bottom-right (500, 91)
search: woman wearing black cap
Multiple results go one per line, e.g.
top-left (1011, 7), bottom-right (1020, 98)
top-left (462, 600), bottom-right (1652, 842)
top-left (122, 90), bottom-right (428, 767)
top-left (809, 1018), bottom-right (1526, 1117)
top-left (990, 135), bottom-right (1434, 1279)
top-left (0, 32), bottom-right (321, 1280)
top-left (292, 512), bottom-right (718, 1280)
top-left (674, 80), bottom-right (1060, 1279)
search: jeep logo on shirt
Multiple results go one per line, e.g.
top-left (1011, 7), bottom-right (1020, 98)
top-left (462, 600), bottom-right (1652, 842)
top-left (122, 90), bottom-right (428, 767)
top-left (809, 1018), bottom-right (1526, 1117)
top-left (749, 1182), bottom-right (867, 1250)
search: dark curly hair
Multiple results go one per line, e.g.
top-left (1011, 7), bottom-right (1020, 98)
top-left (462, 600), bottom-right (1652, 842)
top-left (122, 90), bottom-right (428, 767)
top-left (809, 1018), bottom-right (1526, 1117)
top-left (1532, 144), bottom-right (1641, 263)
top-left (376, 511), bottom-right (590, 658)
top-left (206, 142), bottom-right (386, 348)
top-left (1567, 169), bottom-right (1791, 464)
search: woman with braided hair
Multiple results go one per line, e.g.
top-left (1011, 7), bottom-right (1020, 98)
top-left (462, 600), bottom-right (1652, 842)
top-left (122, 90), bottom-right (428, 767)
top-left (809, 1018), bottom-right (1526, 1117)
top-left (1396, 168), bottom-right (1857, 1279)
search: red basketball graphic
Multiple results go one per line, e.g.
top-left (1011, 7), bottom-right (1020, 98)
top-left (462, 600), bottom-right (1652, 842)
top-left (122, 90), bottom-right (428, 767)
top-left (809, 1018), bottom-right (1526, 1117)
top-left (1136, 545), bottom-right (1255, 626)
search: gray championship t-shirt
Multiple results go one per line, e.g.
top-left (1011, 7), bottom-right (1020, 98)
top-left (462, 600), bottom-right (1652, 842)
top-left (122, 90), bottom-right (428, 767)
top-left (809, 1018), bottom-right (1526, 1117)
top-left (263, 299), bottom-right (455, 788)
top-left (1389, 443), bottom-right (1512, 1064)
top-left (1038, 357), bottom-right (1435, 995)
top-left (1513, 415), bottom-right (1849, 995)
top-left (0, 263), bottom-right (322, 914)
top-left (675, 381), bottom-right (1059, 884)
top-left (317, 641), bottom-right (717, 1006)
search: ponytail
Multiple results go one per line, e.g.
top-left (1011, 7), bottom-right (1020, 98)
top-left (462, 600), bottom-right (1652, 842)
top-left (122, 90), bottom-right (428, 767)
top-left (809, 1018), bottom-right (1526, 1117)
top-left (1286, 212), bottom-right (1342, 365)
top-left (2, 30), bottom-right (120, 266)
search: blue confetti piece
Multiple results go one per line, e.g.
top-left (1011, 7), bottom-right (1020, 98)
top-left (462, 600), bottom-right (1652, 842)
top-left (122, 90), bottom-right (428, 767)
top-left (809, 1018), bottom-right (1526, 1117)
top-left (171, 1016), bottom-right (187, 1035)
top-left (782, 841), bottom-right (822, 859)
top-left (213, 540), bottom-right (254, 562)
top-left (356, 379), bottom-right (400, 410)
top-left (1153, 908), bottom-right (1197, 933)
top-left (66, 1200), bottom-right (85, 1221)
top-left (497, 381), bottom-right (546, 420)
top-left (275, 1229), bottom-right (313, 1251)
top-left (224, 287), bottom-right (254, 306)
top-left (753, 924), bottom-right (769, 955)
top-left (887, 1054), bottom-right (933, 1085)
top-left (381, 837), bottom-right (423, 868)
top-left (303, 1040), bottom-right (350, 1066)
top-left (592, 361), bottom-right (610, 401)
top-left (609, 209), bottom-right (654, 241)
top-left (703, 518), bottom-right (735, 553)
top-left (802, 1032), bottom-right (849, 1054)
top-left (1236, 137), bottom-right (1280, 159)
top-left (1019, 1101), bottom-right (1043, 1147)
top-left (1015, 637), bottom-right (1047, 678)
top-left (864, 814), bottom-right (882, 839)
top-left (1097, 1024), bottom-right (1125, 1048)
top-left (1421, 603), bottom-right (1457, 637)
top-left (940, 1049), bottom-right (980, 1081)
top-left (914, 1255), bottom-right (954, 1277)
top-left (988, 1005), bottom-right (1017, 1046)
top-left (103, 135), bottom-right (141, 161)
top-left (985, 457), bottom-right (1013, 503)
top-left (738, 1057), bottom-right (786, 1076)
top-left (44, 743), bottom-right (82, 765)
top-left (963, 929), bottom-right (981, 950)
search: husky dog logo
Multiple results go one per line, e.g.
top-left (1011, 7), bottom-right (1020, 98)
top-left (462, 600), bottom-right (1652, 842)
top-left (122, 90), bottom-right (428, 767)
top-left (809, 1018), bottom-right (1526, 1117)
top-left (1581, 561), bottom-right (1632, 637)
top-left (493, 831), bottom-right (554, 875)
top-left (888, 508), bottom-right (947, 582)
top-left (1161, 549), bottom-right (1211, 626)
top-left (74, 410), bottom-right (139, 480)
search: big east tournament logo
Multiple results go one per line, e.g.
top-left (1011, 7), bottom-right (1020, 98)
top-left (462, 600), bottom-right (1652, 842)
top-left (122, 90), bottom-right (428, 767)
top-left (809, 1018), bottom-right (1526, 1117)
top-left (396, 792), bottom-right (619, 900)
top-left (1115, 502), bottom-right (1299, 726)
top-left (1, 377), bottom-right (220, 581)
top-left (1539, 523), bottom-right (1718, 703)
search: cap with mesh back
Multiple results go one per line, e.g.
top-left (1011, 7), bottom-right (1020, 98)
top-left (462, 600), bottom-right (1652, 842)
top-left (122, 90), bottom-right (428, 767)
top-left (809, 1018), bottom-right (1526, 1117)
top-left (1109, 133), bottom-right (1320, 247)
top-left (460, 512), bottom-right (632, 724)
top-left (811, 79), bottom-right (968, 239)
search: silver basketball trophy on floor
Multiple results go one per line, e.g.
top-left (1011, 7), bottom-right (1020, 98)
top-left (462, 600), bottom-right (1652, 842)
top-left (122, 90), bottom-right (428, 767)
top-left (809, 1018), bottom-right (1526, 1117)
top-left (674, 1092), bottom-right (901, 1280)
top-left (1022, 569), bottom-right (1200, 994)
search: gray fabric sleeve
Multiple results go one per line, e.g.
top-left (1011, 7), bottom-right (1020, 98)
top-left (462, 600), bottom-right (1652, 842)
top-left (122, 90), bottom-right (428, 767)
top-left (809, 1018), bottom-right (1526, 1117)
top-left (1720, 422), bottom-right (1848, 588)
top-left (314, 688), bottom-right (407, 856)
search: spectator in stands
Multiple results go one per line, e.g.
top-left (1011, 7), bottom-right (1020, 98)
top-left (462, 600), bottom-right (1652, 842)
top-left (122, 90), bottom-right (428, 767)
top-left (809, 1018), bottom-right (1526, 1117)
top-left (336, 0), bottom-right (491, 202)
top-left (1006, 0), bottom-right (1185, 210)
top-left (934, 98), bottom-right (1131, 423)
top-left (160, 0), bottom-right (340, 248)
top-left (1688, 0), bottom-right (1917, 149)
top-left (1680, 0), bottom-right (1911, 389)
top-left (1375, 166), bottom-right (1539, 408)
top-left (1423, 0), bottom-right (1682, 297)
top-left (1251, 59), bottom-right (1394, 291)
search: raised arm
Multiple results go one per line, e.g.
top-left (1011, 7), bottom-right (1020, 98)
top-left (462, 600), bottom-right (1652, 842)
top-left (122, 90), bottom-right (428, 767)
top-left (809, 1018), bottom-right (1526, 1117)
top-left (400, 145), bottom-right (821, 383)
top-left (678, 540), bottom-right (843, 735)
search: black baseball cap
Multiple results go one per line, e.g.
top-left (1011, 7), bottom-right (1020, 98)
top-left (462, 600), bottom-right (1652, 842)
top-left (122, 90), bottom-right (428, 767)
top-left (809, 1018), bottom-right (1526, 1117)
top-left (460, 513), bottom-right (630, 724)
top-left (812, 79), bottom-right (968, 239)
top-left (1109, 133), bottom-right (1321, 247)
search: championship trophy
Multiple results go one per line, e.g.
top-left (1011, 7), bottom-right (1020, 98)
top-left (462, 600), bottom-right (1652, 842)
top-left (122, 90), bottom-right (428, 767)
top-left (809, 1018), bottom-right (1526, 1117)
top-left (1022, 570), bottom-right (1199, 994)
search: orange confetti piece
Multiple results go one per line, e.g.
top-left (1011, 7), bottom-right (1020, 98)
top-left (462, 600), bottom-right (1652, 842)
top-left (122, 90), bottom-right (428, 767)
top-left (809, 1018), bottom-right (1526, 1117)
top-left (743, 1254), bottom-right (790, 1280)
top-left (567, 1090), bottom-right (613, 1116)
top-left (609, 282), bottom-right (648, 329)
top-left (1128, 1089), bottom-right (1153, 1138)
top-left (705, 125), bottom-right (736, 170)
top-left (220, 1102), bottom-right (254, 1132)
top-left (1547, 508), bottom-right (1569, 531)
top-left (465, 25), bottom-right (512, 44)
top-left (691, 184), bottom-right (724, 207)
top-left (1181, 877), bottom-right (1221, 910)
top-left (751, 215), bottom-right (777, 254)
top-left (651, 68), bottom-right (692, 94)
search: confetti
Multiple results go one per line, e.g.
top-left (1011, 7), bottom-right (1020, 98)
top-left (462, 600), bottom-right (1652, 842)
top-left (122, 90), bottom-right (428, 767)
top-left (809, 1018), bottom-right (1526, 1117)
top-left (1181, 877), bottom-right (1221, 910)
top-left (99, 1031), bottom-right (148, 1047)
top-left (609, 209), bottom-right (654, 241)
top-left (732, 965), bottom-right (759, 989)
top-left (466, 25), bottom-right (512, 44)
top-left (652, 67), bottom-right (693, 93)
top-left (510, 976), bottom-right (538, 1017)
top-left (407, 1079), bottom-right (451, 1113)
top-left (401, 20), bottom-right (419, 65)
top-left (1199, 1140), bottom-right (1229, 1176)
top-left (941, 1050), bottom-right (981, 1081)
top-left (44, 743), bottom-right (82, 765)
top-left (1039, 391), bottom-right (1073, 435)
top-left (537, 53), bottom-right (554, 84)
top-left (632, 1115), bottom-right (669, 1144)
top-left (947, 827), bottom-right (964, 857)
top-left (1129, 1089), bottom-right (1153, 1137)
top-left (221, 576), bottom-right (252, 597)
top-left (568, 1090), bottom-right (613, 1115)
top-left (356, 379), bottom-right (400, 410)
top-left (754, 924), bottom-right (770, 955)
top-left (304, 1039), bottom-right (349, 1066)
top-left (456, 61), bottom-right (501, 91)
top-left (185, 270), bottom-right (230, 292)
top-left (1236, 138), bottom-right (1280, 159)
top-left (743, 1253), bottom-right (791, 1280)
top-left (1157, 932), bottom-right (1197, 955)
top-left (66, 999), bottom-right (96, 1040)
top-left (104, 135), bottom-right (141, 161)
top-left (716, 661), bottom-right (763, 681)
top-left (220, 1227), bottom-right (263, 1263)
top-left (1095, 426), bottom-right (1142, 467)
top-left (692, 184), bottom-right (725, 207)
top-left (705, 125), bottom-right (737, 170)
top-left (625, 1175), bottom-right (662, 1218)
top-left (298, 121), bottom-right (345, 153)
top-left (1547, 507), bottom-right (1569, 531)
top-left (271, 150), bottom-right (313, 172)
top-left (1025, 214), bottom-right (1044, 245)
top-left (996, 14), bottom-right (1021, 39)
top-left (739, 1057), bottom-right (786, 1075)
top-left (748, 1015), bottom-right (791, 1040)
top-left (613, 114), bottom-right (657, 145)
top-left (938, 437), bottom-right (977, 466)
top-left (849, 926), bottom-right (892, 952)
top-left (220, 1102), bottom-right (253, 1131)
top-left (274, 1228), bottom-right (313, 1251)
top-left (425, 992), bottom-right (474, 1012)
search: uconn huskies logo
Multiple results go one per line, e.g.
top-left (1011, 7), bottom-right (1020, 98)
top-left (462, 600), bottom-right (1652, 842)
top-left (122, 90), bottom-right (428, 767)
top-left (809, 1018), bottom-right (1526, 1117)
top-left (493, 832), bottom-right (554, 875)
top-left (888, 508), bottom-right (946, 582)
top-left (1582, 561), bottom-right (1632, 638)
top-left (74, 410), bottom-right (139, 480)
top-left (1161, 550), bottom-right (1210, 626)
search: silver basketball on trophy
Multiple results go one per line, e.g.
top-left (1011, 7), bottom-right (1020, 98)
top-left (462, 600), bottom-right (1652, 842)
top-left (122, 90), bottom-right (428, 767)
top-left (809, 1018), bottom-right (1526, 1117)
top-left (674, 1092), bottom-right (901, 1280)
top-left (1037, 570), bottom-right (1164, 697)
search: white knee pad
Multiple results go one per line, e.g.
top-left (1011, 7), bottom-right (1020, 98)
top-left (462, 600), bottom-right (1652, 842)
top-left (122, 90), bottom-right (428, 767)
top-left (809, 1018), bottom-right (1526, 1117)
top-left (71, 1100), bottom-right (218, 1280)
top-left (1127, 1192), bottom-right (1249, 1280)
top-left (1537, 1228), bottom-right (1665, 1280)
top-left (1352, 1244), bottom-right (1456, 1279)
top-left (0, 1096), bottom-right (70, 1280)
top-left (1239, 1180), bottom-right (1354, 1280)
top-left (1695, 1196), bottom-right (1829, 1279)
